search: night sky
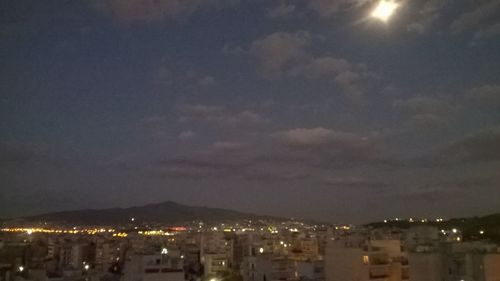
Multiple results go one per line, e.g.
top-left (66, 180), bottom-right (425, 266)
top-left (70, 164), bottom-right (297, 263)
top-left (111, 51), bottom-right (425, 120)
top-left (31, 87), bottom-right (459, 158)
top-left (1, 0), bottom-right (500, 223)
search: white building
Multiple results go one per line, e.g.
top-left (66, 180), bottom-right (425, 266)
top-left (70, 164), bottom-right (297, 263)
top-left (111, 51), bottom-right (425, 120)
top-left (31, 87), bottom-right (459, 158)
top-left (123, 254), bottom-right (184, 281)
top-left (324, 239), bottom-right (409, 281)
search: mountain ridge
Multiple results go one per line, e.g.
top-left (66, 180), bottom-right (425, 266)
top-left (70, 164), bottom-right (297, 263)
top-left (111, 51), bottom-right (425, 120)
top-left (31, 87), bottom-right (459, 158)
top-left (3, 201), bottom-right (281, 226)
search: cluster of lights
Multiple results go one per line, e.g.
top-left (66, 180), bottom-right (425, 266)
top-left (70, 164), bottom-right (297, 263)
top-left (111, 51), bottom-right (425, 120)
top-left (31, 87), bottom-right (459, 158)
top-left (137, 230), bottom-right (174, 236)
top-left (1, 228), bottom-right (115, 235)
top-left (112, 232), bottom-right (128, 238)
top-left (335, 226), bottom-right (351, 230)
top-left (383, 217), bottom-right (445, 223)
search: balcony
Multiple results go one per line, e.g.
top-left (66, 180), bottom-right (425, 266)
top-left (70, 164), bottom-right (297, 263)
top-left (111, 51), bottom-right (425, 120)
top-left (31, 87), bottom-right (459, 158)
top-left (369, 265), bottom-right (391, 279)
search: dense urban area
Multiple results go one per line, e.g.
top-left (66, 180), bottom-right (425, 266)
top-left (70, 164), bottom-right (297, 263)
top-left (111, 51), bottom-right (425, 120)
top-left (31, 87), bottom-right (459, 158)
top-left (1, 215), bottom-right (500, 281)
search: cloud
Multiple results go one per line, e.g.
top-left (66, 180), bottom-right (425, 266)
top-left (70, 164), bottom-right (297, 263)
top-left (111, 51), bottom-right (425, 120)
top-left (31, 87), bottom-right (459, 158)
top-left (274, 127), bottom-right (368, 148)
top-left (250, 32), bottom-right (375, 101)
top-left (406, 0), bottom-right (448, 34)
top-left (299, 57), bottom-right (352, 79)
top-left (450, 0), bottom-right (500, 35)
top-left (268, 2), bottom-right (296, 18)
top-left (307, 0), bottom-right (370, 17)
top-left (295, 58), bottom-right (375, 102)
top-left (213, 141), bottom-right (247, 150)
top-left (178, 105), bottom-right (269, 127)
top-left (321, 176), bottom-right (390, 189)
top-left (271, 127), bottom-right (384, 166)
top-left (474, 22), bottom-right (500, 39)
top-left (178, 130), bottom-right (197, 140)
top-left (393, 96), bottom-right (456, 129)
top-left (465, 84), bottom-right (500, 105)
top-left (437, 126), bottom-right (500, 163)
top-left (393, 96), bottom-right (455, 115)
top-left (153, 157), bottom-right (248, 179)
top-left (250, 31), bottom-right (310, 78)
top-left (93, 0), bottom-right (239, 24)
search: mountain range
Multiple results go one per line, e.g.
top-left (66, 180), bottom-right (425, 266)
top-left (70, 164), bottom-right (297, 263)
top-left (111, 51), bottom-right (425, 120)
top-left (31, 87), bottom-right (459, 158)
top-left (3, 201), bottom-right (278, 226)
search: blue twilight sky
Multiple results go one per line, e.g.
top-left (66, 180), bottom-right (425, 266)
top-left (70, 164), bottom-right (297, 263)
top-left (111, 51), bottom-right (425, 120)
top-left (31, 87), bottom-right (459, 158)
top-left (1, 0), bottom-right (500, 223)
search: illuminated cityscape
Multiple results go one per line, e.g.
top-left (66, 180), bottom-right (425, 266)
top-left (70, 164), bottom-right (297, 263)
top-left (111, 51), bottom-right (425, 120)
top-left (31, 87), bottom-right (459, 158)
top-left (1, 213), bottom-right (500, 281)
top-left (2, 0), bottom-right (500, 280)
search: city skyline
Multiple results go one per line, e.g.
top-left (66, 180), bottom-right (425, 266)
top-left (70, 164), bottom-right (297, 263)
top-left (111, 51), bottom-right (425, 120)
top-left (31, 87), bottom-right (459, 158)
top-left (1, 0), bottom-right (500, 222)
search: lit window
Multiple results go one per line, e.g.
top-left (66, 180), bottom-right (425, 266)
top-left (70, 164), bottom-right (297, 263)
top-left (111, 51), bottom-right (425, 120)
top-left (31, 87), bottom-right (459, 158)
top-left (363, 256), bottom-right (369, 265)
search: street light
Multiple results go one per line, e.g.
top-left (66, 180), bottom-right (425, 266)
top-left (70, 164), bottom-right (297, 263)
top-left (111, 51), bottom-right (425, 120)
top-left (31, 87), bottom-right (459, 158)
top-left (18, 266), bottom-right (24, 272)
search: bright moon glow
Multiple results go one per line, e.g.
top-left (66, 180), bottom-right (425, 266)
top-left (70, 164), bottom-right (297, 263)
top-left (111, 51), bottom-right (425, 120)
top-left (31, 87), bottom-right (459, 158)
top-left (371, 0), bottom-right (399, 22)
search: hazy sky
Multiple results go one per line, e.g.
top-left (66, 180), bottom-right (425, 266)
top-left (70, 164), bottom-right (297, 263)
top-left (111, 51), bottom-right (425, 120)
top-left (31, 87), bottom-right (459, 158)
top-left (1, 0), bottom-right (500, 223)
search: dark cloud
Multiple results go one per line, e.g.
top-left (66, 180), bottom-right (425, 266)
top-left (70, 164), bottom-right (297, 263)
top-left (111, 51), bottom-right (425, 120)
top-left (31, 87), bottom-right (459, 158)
top-left (250, 31), bottom-right (375, 101)
top-left (250, 31), bottom-right (311, 79)
top-left (152, 158), bottom-right (242, 179)
top-left (273, 127), bottom-right (369, 149)
top-left (465, 84), bottom-right (500, 105)
top-left (321, 176), bottom-right (390, 189)
top-left (178, 105), bottom-right (269, 127)
top-left (393, 96), bottom-right (457, 129)
top-left (451, 0), bottom-right (500, 35)
top-left (393, 96), bottom-right (455, 116)
top-left (307, 0), bottom-right (370, 17)
top-left (213, 141), bottom-right (248, 151)
top-left (437, 126), bottom-right (500, 163)
top-left (406, 0), bottom-right (449, 34)
top-left (271, 127), bottom-right (391, 169)
top-left (474, 22), bottom-right (500, 39)
top-left (0, 141), bottom-right (50, 164)
top-left (268, 2), bottom-right (296, 18)
top-left (148, 148), bottom-right (308, 182)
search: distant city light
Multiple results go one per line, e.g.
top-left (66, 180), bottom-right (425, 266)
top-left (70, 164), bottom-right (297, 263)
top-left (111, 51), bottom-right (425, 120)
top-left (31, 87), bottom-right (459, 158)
top-left (161, 248), bottom-right (168, 255)
top-left (84, 264), bottom-right (90, 270)
top-left (479, 230), bottom-right (485, 234)
top-left (383, 220), bottom-right (388, 223)
top-left (452, 228), bottom-right (458, 233)
top-left (259, 247), bottom-right (264, 254)
top-left (18, 266), bottom-right (24, 272)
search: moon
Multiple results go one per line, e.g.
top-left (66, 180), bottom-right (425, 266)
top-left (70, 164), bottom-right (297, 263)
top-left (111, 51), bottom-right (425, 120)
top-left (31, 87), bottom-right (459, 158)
top-left (371, 0), bottom-right (400, 22)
